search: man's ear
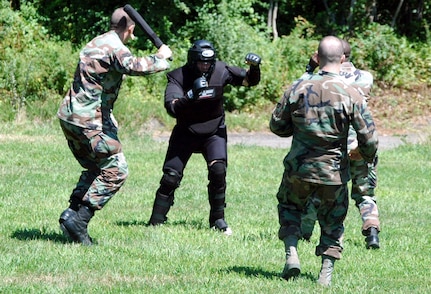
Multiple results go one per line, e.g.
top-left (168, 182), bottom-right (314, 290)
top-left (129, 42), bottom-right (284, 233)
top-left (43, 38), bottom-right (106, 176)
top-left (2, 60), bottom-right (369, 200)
top-left (129, 24), bottom-right (136, 40)
top-left (340, 54), bottom-right (346, 63)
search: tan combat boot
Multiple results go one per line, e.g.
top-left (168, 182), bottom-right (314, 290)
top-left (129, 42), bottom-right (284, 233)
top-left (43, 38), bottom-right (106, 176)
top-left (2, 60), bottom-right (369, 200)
top-left (281, 235), bottom-right (300, 280)
top-left (317, 255), bottom-right (335, 286)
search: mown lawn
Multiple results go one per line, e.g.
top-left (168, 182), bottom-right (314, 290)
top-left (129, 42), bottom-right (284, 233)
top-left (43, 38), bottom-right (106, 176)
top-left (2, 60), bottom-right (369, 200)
top-left (0, 123), bottom-right (430, 293)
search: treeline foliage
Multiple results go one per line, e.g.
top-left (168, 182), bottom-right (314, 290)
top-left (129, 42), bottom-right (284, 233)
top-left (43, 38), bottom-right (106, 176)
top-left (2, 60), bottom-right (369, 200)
top-left (1, 0), bottom-right (431, 124)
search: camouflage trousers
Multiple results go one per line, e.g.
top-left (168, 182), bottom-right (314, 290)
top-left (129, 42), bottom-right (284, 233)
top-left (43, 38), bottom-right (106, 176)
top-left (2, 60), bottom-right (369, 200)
top-left (59, 120), bottom-right (128, 210)
top-left (277, 175), bottom-right (348, 259)
top-left (301, 156), bottom-right (380, 236)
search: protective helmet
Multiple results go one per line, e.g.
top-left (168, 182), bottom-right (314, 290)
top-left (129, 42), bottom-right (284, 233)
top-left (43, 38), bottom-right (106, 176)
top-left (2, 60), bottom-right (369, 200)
top-left (187, 40), bottom-right (217, 66)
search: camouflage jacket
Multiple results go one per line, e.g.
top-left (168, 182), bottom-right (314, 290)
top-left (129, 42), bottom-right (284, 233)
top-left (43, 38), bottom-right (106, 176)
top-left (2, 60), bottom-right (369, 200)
top-left (340, 61), bottom-right (373, 99)
top-left (57, 30), bottom-right (170, 135)
top-left (297, 63), bottom-right (375, 152)
top-left (270, 71), bottom-right (378, 185)
top-left (340, 61), bottom-right (374, 151)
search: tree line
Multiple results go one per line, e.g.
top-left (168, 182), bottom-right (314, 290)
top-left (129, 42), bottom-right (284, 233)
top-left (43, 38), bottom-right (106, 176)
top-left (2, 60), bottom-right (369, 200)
top-left (17, 0), bottom-right (430, 48)
top-left (1, 0), bottom-right (430, 123)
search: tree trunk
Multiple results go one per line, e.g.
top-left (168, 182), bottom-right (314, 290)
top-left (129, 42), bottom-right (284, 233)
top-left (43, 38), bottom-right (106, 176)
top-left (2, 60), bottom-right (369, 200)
top-left (322, 0), bottom-right (336, 24)
top-left (368, 0), bottom-right (377, 22)
top-left (267, 0), bottom-right (279, 40)
top-left (10, 0), bottom-right (20, 10)
top-left (272, 0), bottom-right (279, 40)
top-left (346, 0), bottom-right (357, 32)
top-left (268, 0), bottom-right (273, 28)
top-left (392, 0), bottom-right (405, 27)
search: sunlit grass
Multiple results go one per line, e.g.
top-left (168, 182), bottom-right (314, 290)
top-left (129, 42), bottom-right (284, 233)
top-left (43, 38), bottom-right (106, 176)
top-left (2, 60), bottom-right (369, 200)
top-left (0, 124), bottom-right (430, 293)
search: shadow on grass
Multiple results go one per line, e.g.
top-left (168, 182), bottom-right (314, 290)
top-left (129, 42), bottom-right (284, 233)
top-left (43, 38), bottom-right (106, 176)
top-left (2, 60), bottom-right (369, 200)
top-left (116, 220), bottom-right (149, 226)
top-left (224, 265), bottom-right (316, 282)
top-left (225, 265), bottom-right (278, 279)
top-left (11, 228), bottom-right (73, 244)
top-left (115, 218), bottom-right (207, 230)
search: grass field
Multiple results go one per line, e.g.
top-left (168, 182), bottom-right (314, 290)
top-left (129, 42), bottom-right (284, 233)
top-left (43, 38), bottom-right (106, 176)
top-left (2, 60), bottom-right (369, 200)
top-left (1, 123), bottom-right (430, 293)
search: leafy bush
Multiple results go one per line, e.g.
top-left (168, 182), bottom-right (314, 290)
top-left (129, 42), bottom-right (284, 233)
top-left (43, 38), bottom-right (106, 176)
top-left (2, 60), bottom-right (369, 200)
top-left (352, 23), bottom-right (423, 88)
top-left (1, 0), bottom-right (430, 128)
top-left (0, 1), bottom-right (75, 121)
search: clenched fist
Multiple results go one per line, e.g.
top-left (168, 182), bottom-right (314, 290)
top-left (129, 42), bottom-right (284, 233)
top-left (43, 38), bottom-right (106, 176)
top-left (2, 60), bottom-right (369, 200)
top-left (245, 53), bottom-right (261, 67)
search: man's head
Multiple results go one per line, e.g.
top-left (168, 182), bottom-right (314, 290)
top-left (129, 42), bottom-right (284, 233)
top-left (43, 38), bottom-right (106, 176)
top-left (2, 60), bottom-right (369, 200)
top-left (110, 8), bottom-right (135, 42)
top-left (317, 36), bottom-right (345, 73)
top-left (341, 39), bottom-right (351, 61)
top-left (187, 40), bottom-right (217, 77)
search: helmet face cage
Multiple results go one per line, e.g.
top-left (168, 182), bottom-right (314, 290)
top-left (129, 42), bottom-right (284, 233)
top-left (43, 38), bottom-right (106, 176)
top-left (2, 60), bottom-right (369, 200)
top-left (187, 40), bottom-right (217, 66)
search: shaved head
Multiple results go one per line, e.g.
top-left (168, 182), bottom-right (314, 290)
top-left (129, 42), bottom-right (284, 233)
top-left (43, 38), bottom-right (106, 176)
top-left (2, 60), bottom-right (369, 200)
top-left (317, 36), bottom-right (344, 72)
top-left (110, 8), bottom-right (134, 31)
top-left (318, 36), bottom-right (344, 63)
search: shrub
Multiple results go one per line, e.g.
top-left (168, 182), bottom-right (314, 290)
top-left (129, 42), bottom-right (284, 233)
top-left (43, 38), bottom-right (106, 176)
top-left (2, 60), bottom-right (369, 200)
top-left (0, 1), bottom-right (75, 122)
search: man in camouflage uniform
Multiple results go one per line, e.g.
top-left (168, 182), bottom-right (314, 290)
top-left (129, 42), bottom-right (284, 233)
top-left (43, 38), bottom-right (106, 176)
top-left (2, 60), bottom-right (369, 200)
top-left (57, 7), bottom-right (172, 245)
top-left (270, 36), bottom-right (378, 286)
top-left (301, 40), bottom-right (381, 249)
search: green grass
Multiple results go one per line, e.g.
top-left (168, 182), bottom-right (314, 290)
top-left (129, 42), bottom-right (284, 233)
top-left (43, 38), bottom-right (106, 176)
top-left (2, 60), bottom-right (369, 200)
top-left (1, 123), bottom-right (430, 293)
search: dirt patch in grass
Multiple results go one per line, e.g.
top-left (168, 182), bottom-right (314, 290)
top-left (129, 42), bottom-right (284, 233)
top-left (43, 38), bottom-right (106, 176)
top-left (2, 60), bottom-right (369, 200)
top-left (369, 86), bottom-right (431, 136)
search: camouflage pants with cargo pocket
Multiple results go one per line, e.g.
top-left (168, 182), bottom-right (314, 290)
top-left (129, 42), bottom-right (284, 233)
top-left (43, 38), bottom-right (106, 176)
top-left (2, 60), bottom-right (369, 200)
top-left (301, 156), bottom-right (380, 237)
top-left (60, 120), bottom-right (128, 210)
top-left (277, 175), bottom-right (349, 260)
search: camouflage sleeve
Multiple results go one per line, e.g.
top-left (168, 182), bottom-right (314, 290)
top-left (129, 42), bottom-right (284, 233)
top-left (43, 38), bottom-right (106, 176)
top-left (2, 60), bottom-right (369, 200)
top-left (269, 88), bottom-right (293, 137)
top-left (350, 94), bottom-right (378, 163)
top-left (113, 46), bottom-right (170, 76)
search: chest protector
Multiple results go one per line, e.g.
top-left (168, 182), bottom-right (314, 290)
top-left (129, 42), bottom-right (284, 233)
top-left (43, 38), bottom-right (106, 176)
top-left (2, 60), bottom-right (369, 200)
top-left (175, 62), bottom-right (228, 136)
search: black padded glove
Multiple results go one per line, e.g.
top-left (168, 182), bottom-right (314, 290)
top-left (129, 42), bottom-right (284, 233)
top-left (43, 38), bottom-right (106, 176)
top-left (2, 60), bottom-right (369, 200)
top-left (245, 53), bottom-right (261, 67)
top-left (186, 77), bottom-right (208, 100)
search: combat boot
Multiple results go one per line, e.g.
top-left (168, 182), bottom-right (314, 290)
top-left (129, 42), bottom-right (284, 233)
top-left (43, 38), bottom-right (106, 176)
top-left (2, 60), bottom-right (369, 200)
top-left (281, 235), bottom-right (300, 280)
top-left (364, 227), bottom-right (380, 249)
top-left (211, 218), bottom-right (232, 236)
top-left (59, 205), bottom-right (94, 245)
top-left (148, 191), bottom-right (174, 225)
top-left (317, 255), bottom-right (335, 286)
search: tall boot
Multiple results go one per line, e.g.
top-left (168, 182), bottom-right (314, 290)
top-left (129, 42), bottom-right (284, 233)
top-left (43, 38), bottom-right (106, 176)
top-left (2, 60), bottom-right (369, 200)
top-left (208, 192), bottom-right (226, 226)
top-left (317, 255), bottom-right (336, 286)
top-left (148, 191), bottom-right (174, 225)
top-left (208, 192), bottom-right (232, 235)
top-left (281, 235), bottom-right (300, 280)
top-left (364, 227), bottom-right (380, 249)
top-left (60, 205), bottom-right (94, 245)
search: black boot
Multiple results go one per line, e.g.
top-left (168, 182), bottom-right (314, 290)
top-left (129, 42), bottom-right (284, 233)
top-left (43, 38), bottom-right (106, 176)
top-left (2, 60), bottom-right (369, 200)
top-left (364, 227), bottom-right (380, 249)
top-left (59, 205), bottom-right (94, 245)
top-left (148, 191), bottom-right (174, 225)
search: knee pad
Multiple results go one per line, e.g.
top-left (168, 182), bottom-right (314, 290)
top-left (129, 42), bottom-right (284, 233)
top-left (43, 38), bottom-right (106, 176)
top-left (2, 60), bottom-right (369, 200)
top-left (158, 169), bottom-right (181, 195)
top-left (208, 160), bottom-right (226, 192)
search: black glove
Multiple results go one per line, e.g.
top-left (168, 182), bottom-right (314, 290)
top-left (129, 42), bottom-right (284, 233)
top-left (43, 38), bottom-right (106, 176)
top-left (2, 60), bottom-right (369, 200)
top-left (245, 53), bottom-right (261, 67)
top-left (306, 57), bottom-right (319, 73)
top-left (186, 77), bottom-right (208, 100)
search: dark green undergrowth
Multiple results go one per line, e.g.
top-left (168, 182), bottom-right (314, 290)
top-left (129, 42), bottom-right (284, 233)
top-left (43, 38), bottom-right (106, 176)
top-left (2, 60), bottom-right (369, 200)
top-left (1, 1), bottom-right (431, 131)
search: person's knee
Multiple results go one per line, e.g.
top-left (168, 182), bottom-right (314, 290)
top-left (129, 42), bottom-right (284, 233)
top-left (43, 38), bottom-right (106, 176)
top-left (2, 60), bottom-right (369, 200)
top-left (208, 160), bottom-right (226, 191)
top-left (158, 169), bottom-right (181, 195)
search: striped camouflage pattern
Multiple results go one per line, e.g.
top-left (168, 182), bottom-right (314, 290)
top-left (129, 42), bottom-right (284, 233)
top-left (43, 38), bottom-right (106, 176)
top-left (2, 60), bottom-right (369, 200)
top-left (341, 62), bottom-right (380, 231)
top-left (270, 71), bottom-right (378, 185)
top-left (340, 61), bottom-right (373, 99)
top-left (58, 30), bottom-right (170, 210)
top-left (271, 71), bottom-right (378, 258)
top-left (57, 30), bottom-right (170, 134)
top-left (300, 64), bottom-right (380, 237)
top-left (59, 120), bottom-right (128, 210)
